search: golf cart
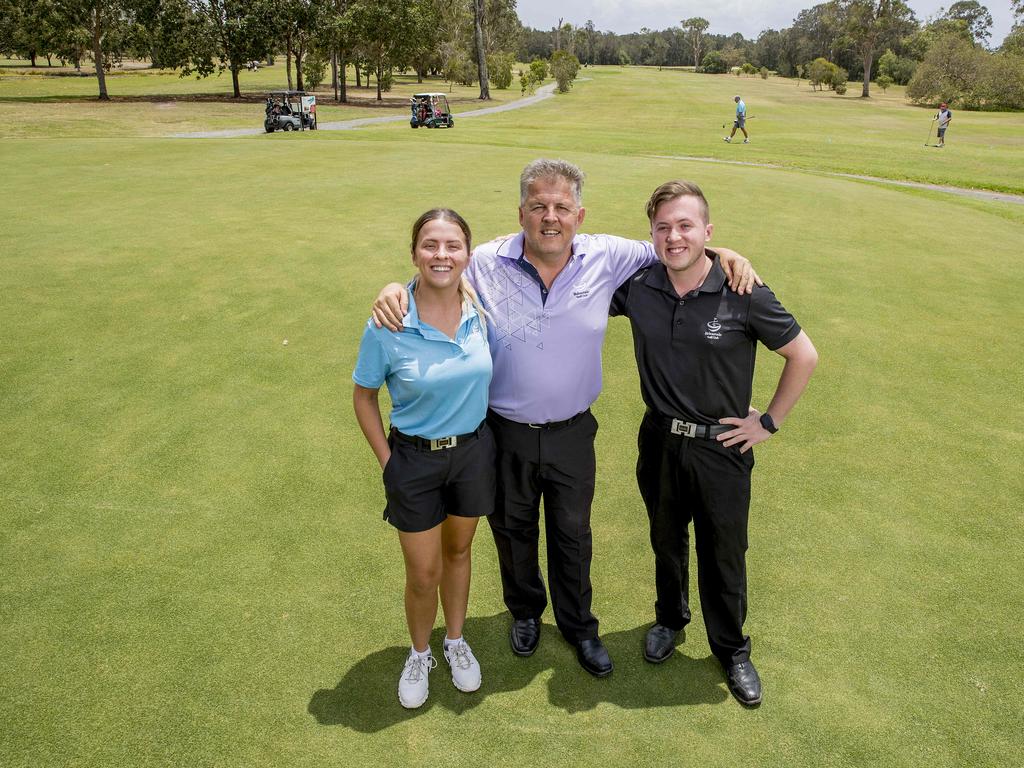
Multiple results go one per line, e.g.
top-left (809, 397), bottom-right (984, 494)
top-left (410, 93), bottom-right (454, 129)
top-left (264, 90), bottom-right (317, 132)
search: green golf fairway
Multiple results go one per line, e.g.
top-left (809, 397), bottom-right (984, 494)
top-left (1, 65), bottom-right (1022, 768)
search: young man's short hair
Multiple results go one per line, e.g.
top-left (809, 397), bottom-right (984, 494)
top-left (645, 181), bottom-right (711, 225)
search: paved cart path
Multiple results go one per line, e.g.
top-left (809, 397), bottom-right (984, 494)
top-left (173, 83), bottom-right (558, 139)
top-left (652, 154), bottom-right (1024, 206)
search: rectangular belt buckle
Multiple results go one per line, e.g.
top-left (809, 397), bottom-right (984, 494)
top-left (670, 419), bottom-right (697, 438)
top-left (430, 436), bottom-right (456, 451)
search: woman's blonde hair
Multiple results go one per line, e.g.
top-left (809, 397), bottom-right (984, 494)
top-left (410, 208), bottom-right (490, 324)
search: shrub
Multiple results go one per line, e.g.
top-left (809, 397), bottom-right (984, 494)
top-left (550, 50), bottom-right (580, 93)
top-left (741, 62), bottom-right (757, 76)
top-left (828, 66), bottom-right (848, 91)
top-left (907, 32), bottom-right (997, 108)
top-left (701, 50), bottom-right (727, 74)
top-left (806, 57), bottom-right (833, 91)
top-left (303, 51), bottom-right (328, 91)
top-left (877, 48), bottom-right (917, 85)
top-left (876, 73), bottom-right (894, 92)
top-left (529, 58), bottom-right (548, 83)
top-left (487, 51), bottom-right (514, 90)
top-left (760, 66), bottom-right (769, 79)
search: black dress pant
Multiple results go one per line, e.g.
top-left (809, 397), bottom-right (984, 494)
top-left (636, 411), bottom-right (754, 666)
top-left (486, 409), bottom-right (600, 643)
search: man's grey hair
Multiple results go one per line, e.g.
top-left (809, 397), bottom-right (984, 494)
top-left (519, 159), bottom-right (585, 206)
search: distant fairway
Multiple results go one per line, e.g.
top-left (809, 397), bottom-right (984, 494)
top-left (1, 66), bottom-right (1022, 768)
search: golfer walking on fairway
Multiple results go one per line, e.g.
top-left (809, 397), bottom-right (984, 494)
top-left (724, 95), bottom-right (749, 144)
top-left (935, 103), bottom-right (952, 147)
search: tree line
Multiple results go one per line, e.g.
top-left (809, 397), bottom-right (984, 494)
top-left (2, 1), bottom-right (1021, 109)
top-left (519, 1), bottom-right (1024, 108)
top-left (0, 0), bottom-right (522, 101)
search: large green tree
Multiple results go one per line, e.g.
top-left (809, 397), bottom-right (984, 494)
top-left (347, 0), bottom-right (414, 100)
top-left (185, 0), bottom-right (278, 98)
top-left (943, 1), bottom-right (993, 44)
top-left (54, 0), bottom-right (139, 98)
top-left (681, 16), bottom-right (709, 68)
top-left (839, 0), bottom-right (917, 96)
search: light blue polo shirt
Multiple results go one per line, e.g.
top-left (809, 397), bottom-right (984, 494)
top-left (352, 287), bottom-right (492, 439)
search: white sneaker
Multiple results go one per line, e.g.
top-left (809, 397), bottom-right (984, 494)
top-left (743, 138), bottom-right (750, 144)
top-left (723, 136), bottom-right (731, 143)
top-left (398, 651), bottom-right (436, 709)
top-left (443, 639), bottom-right (481, 692)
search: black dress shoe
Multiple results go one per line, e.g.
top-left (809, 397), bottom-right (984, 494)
top-left (643, 623), bottom-right (680, 664)
top-left (510, 617), bottom-right (541, 656)
top-left (576, 637), bottom-right (613, 677)
top-left (726, 660), bottom-right (762, 706)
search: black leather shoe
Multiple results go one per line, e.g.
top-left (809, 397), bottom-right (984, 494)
top-left (726, 661), bottom-right (762, 706)
top-left (576, 637), bottom-right (613, 677)
top-left (643, 623), bottom-right (681, 664)
top-left (510, 618), bottom-right (541, 656)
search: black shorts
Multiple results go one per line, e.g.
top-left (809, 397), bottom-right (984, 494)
top-left (383, 422), bottom-right (496, 533)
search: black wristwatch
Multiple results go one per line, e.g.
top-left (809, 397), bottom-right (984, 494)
top-left (759, 413), bottom-right (778, 434)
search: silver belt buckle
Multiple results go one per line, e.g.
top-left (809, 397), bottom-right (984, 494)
top-left (430, 436), bottom-right (457, 451)
top-left (670, 419), bottom-right (697, 438)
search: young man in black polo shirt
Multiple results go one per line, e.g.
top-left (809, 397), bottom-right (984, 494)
top-left (610, 180), bottom-right (818, 706)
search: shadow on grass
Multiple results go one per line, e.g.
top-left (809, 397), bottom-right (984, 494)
top-left (308, 615), bottom-right (727, 730)
top-left (546, 624), bottom-right (729, 713)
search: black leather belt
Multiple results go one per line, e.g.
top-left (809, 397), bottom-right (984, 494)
top-left (392, 424), bottom-right (483, 451)
top-left (489, 408), bottom-right (590, 430)
top-left (647, 411), bottom-right (731, 440)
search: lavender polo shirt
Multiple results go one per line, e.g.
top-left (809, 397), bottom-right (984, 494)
top-left (466, 232), bottom-right (657, 423)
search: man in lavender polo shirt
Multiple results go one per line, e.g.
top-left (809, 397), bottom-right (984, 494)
top-left (373, 159), bottom-right (756, 677)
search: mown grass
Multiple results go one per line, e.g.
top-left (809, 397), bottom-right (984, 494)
top-left (1, 65), bottom-right (1022, 768)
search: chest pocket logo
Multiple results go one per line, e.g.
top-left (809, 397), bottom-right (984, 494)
top-left (705, 318), bottom-right (723, 341)
top-left (571, 280), bottom-right (591, 299)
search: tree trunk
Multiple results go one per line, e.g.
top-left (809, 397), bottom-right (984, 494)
top-left (375, 64), bottom-right (382, 100)
top-left (339, 50), bottom-right (347, 102)
top-left (286, 33), bottom-right (293, 90)
top-left (231, 64), bottom-right (241, 98)
top-left (355, 62), bottom-right (361, 88)
top-left (92, 6), bottom-right (108, 100)
top-left (296, 44), bottom-right (304, 91)
top-left (861, 51), bottom-right (872, 97)
top-left (473, 0), bottom-right (490, 99)
top-left (29, 51), bottom-right (36, 67)
top-left (332, 50), bottom-right (338, 101)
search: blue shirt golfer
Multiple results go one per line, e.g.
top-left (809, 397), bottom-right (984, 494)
top-left (725, 95), bottom-right (749, 143)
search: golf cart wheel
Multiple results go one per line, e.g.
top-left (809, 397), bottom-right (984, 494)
top-left (283, 123), bottom-right (294, 132)
top-left (265, 126), bottom-right (274, 133)
top-left (411, 123), bottom-right (418, 129)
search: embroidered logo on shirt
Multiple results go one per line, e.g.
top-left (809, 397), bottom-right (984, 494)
top-left (705, 318), bottom-right (723, 341)
top-left (571, 280), bottom-right (591, 299)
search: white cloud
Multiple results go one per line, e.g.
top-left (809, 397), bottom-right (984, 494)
top-left (515, 0), bottom-right (1017, 47)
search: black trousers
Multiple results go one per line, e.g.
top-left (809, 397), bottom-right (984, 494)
top-left (486, 409), bottom-right (599, 643)
top-left (636, 411), bottom-right (754, 666)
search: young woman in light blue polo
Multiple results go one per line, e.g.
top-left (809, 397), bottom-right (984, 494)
top-left (352, 209), bottom-right (494, 709)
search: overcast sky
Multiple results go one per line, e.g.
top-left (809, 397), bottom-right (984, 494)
top-left (514, 1), bottom-right (1018, 49)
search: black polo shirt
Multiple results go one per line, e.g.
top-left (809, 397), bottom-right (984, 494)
top-left (610, 253), bottom-right (801, 425)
